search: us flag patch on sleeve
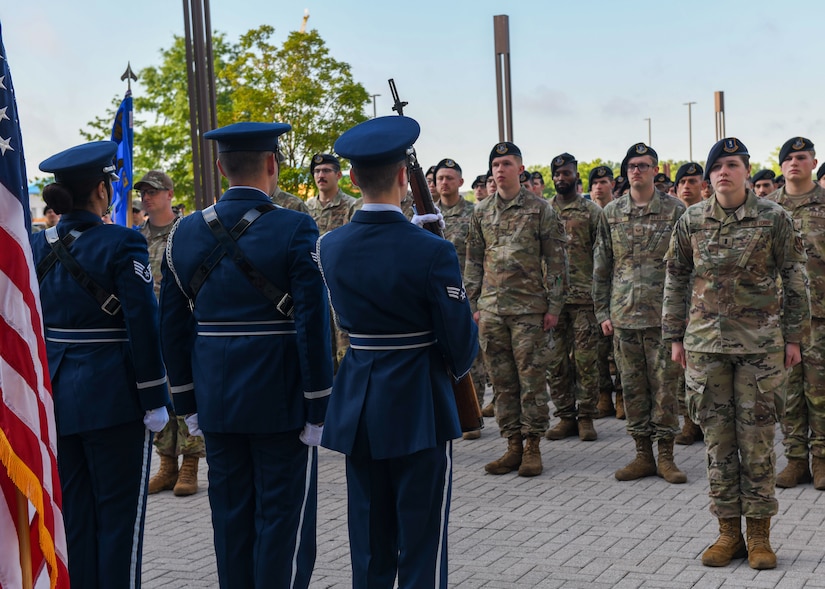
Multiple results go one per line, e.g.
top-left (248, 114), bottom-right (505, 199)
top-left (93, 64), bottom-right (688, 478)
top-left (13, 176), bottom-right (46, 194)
top-left (133, 260), bottom-right (153, 283)
top-left (446, 285), bottom-right (466, 301)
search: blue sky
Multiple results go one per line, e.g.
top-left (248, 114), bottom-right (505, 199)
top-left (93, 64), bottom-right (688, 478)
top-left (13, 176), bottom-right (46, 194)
top-left (3, 0), bottom-right (822, 183)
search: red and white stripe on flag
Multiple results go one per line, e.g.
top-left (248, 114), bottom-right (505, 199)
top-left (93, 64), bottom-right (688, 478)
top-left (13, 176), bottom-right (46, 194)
top-left (0, 20), bottom-right (70, 589)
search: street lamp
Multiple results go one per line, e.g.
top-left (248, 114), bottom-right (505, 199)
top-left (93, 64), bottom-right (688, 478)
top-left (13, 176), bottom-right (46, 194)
top-left (370, 93), bottom-right (381, 119)
top-left (643, 118), bottom-right (651, 145)
top-left (684, 101), bottom-right (696, 161)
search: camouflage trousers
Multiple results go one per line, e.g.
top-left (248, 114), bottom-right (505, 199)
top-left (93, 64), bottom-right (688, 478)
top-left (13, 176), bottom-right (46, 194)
top-left (546, 304), bottom-right (600, 419)
top-left (470, 349), bottom-right (488, 406)
top-left (613, 327), bottom-right (679, 441)
top-left (686, 351), bottom-right (785, 518)
top-left (780, 317), bottom-right (825, 460)
top-left (153, 409), bottom-right (206, 458)
top-left (596, 332), bottom-right (614, 394)
top-left (479, 311), bottom-right (551, 437)
top-left (676, 370), bottom-right (687, 415)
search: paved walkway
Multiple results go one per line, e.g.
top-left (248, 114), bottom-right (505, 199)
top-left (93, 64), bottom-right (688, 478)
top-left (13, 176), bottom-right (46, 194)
top-left (142, 410), bottom-right (825, 588)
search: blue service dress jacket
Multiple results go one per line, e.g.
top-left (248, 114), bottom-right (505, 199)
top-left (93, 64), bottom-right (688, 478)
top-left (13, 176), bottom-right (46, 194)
top-left (317, 207), bottom-right (478, 459)
top-left (160, 187), bottom-right (333, 432)
top-left (30, 210), bottom-right (169, 435)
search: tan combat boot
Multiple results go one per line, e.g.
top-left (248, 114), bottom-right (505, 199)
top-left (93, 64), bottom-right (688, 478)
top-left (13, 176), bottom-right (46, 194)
top-left (462, 429), bottom-right (481, 440)
top-left (481, 402), bottom-right (495, 418)
top-left (775, 457), bottom-right (811, 488)
top-left (657, 438), bottom-right (687, 484)
top-left (485, 434), bottom-right (523, 475)
top-left (148, 454), bottom-right (178, 494)
top-left (545, 417), bottom-right (578, 440)
top-left (173, 456), bottom-right (199, 496)
top-left (615, 436), bottom-right (656, 481)
top-left (812, 456), bottom-right (825, 490)
top-left (701, 517), bottom-right (747, 566)
top-left (595, 391), bottom-right (615, 419)
top-left (518, 435), bottom-right (543, 477)
top-left (746, 517), bottom-right (776, 570)
top-left (675, 415), bottom-right (703, 445)
top-left (615, 391), bottom-right (626, 420)
top-left (577, 417), bottom-right (597, 441)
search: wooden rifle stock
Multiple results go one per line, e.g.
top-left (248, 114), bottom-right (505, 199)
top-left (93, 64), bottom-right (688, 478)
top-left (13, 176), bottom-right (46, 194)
top-left (388, 78), bottom-right (483, 433)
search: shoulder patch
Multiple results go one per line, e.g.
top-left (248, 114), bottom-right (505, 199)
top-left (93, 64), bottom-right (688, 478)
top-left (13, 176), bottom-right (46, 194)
top-left (133, 259), bottom-right (153, 283)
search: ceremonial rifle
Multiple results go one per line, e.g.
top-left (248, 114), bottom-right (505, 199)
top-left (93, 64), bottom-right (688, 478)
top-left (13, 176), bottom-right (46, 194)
top-left (388, 78), bottom-right (483, 433)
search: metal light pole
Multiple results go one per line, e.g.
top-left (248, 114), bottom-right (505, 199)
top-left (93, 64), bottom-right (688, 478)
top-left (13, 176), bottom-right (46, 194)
top-left (493, 15), bottom-right (513, 142)
top-left (370, 94), bottom-right (381, 119)
top-left (644, 118), bottom-right (651, 145)
top-left (684, 101), bottom-right (696, 161)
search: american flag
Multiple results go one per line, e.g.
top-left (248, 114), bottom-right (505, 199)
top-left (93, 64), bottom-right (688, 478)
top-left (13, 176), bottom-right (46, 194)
top-left (0, 21), bottom-right (70, 589)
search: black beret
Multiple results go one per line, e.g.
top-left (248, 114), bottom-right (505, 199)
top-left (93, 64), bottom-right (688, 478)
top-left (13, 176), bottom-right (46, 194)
top-left (779, 137), bottom-right (815, 164)
top-left (621, 143), bottom-right (658, 169)
top-left (654, 173), bottom-right (672, 185)
top-left (818, 163), bottom-right (825, 181)
top-left (704, 137), bottom-right (749, 180)
top-left (751, 169), bottom-right (776, 184)
top-left (426, 165), bottom-right (437, 177)
top-left (519, 170), bottom-right (531, 183)
top-left (674, 163), bottom-right (703, 186)
top-left (588, 166), bottom-right (614, 185)
top-left (434, 158), bottom-right (462, 177)
top-left (471, 174), bottom-right (486, 188)
top-left (310, 153), bottom-right (340, 174)
top-left (531, 171), bottom-right (545, 183)
top-left (488, 141), bottom-right (522, 170)
top-left (551, 153), bottom-right (577, 174)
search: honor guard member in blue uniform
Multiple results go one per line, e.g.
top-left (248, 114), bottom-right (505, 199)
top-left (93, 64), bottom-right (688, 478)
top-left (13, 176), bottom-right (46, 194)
top-left (32, 141), bottom-right (170, 588)
top-left (159, 122), bottom-right (333, 589)
top-left (317, 116), bottom-right (478, 589)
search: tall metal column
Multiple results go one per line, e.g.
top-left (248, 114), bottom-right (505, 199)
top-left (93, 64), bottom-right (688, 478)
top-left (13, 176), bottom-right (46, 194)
top-left (183, 0), bottom-right (220, 210)
top-left (714, 91), bottom-right (725, 141)
top-left (493, 15), bottom-right (513, 143)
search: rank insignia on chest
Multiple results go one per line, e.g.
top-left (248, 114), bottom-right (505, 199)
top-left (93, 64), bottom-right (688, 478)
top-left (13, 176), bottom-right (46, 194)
top-left (133, 260), bottom-right (153, 283)
top-left (446, 285), bottom-right (467, 301)
top-left (719, 236), bottom-right (733, 248)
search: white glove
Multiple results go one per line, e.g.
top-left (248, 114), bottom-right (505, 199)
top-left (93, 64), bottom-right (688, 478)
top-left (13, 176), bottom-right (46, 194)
top-left (411, 205), bottom-right (445, 229)
top-left (143, 407), bottom-right (170, 433)
top-left (184, 413), bottom-right (203, 437)
top-left (299, 422), bottom-right (324, 447)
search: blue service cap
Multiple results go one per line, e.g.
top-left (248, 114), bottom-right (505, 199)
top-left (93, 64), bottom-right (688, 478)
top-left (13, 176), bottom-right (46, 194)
top-left (704, 137), bottom-right (749, 180)
top-left (203, 122), bottom-right (292, 153)
top-left (334, 116), bottom-right (420, 167)
top-left (39, 141), bottom-right (119, 183)
top-left (674, 162), bottom-right (704, 186)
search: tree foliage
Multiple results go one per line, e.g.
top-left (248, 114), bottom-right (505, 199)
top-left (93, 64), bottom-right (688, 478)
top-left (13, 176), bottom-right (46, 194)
top-left (83, 26), bottom-right (369, 209)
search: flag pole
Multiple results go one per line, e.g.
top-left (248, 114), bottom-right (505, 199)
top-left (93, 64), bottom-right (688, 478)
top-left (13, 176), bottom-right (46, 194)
top-left (16, 488), bottom-right (33, 589)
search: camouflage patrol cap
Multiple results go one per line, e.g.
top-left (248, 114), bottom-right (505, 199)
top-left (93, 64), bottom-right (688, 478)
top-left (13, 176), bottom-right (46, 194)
top-left (135, 170), bottom-right (174, 191)
top-left (588, 165), bottom-right (614, 185)
top-left (674, 163), bottom-right (703, 186)
top-left (818, 163), bottom-right (825, 181)
top-left (704, 137), bottom-right (749, 180)
top-left (551, 153), bottom-right (577, 174)
top-left (621, 143), bottom-right (658, 168)
top-left (779, 136), bottom-right (815, 163)
top-left (434, 158), bottom-right (462, 177)
top-left (488, 141), bottom-right (522, 169)
top-left (751, 169), bottom-right (776, 184)
top-left (309, 153), bottom-right (340, 174)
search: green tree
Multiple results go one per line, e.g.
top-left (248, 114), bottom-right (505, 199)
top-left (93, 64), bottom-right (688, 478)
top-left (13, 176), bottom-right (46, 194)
top-left (83, 26), bottom-right (369, 209)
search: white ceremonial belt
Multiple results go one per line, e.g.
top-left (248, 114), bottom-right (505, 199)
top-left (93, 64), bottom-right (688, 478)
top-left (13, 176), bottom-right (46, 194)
top-left (45, 327), bottom-right (128, 344)
top-left (348, 331), bottom-right (437, 350)
top-left (196, 320), bottom-right (297, 337)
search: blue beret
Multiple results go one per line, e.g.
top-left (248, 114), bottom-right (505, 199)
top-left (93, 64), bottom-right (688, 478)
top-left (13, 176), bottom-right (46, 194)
top-left (434, 158), bottom-right (462, 177)
top-left (751, 169), bottom-right (776, 183)
top-left (310, 153), bottom-right (340, 174)
top-left (622, 143), bottom-right (658, 169)
top-left (39, 141), bottom-right (119, 183)
top-left (818, 163), bottom-right (825, 181)
top-left (674, 163), bottom-right (703, 186)
top-left (489, 141), bottom-right (522, 170)
top-left (704, 137), bottom-right (749, 180)
top-left (588, 166), bottom-right (614, 185)
top-left (334, 116), bottom-right (420, 167)
top-left (204, 122), bottom-right (292, 153)
top-left (551, 153), bottom-right (577, 174)
top-left (779, 136), bottom-right (814, 164)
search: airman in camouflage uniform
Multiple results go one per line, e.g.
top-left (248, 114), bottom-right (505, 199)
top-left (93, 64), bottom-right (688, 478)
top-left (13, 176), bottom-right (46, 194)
top-left (307, 154), bottom-right (357, 369)
top-left (765, 137), bottom-right (825, 490)
top-left (350, 192), bottom-right (414, 220)
top-left (271, 186), bottom-right (310, 213)
top-left (135, 170), bottom-right (205, 497)
top-left (544, 154), bottom-right (605, 442)
top-left (663, 138), bottom-right (810, 570)
top-left (593, 143), bottom-right (686, 485)
top-left (465, 142), bottom-right (567, 477)
top-left (432, 158), bottom-right (486, 438)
